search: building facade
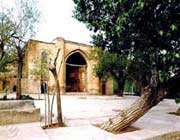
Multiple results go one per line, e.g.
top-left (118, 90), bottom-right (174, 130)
top-left (17, 37), bottom-right (113, 95)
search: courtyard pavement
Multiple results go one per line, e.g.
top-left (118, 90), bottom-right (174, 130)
top-left (0, 94), bottom-right (180, 140)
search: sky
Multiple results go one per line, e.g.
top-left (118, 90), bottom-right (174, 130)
top-left (35, 0), bottom-right (92, 44)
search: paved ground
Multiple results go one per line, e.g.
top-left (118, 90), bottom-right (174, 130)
top-left (0, 94), bottom-right (180, 140)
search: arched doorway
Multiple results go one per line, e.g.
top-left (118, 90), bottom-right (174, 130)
top-left (66, 52), bottom-right (87, 92)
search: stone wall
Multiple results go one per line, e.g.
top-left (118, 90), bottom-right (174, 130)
top-left (0, 100), bottom-right (40, 125)
top-left (0, 37), bottom-right (114, 95)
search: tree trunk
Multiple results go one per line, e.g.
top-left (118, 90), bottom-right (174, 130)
top-left (136, 84), bottom-right (145, 96)
top-left (50, 68), bottom-right (63, 126)
top-left (100, 87), bottom-right (166, 133)
top-left (100, 69), bottom-right (180, 133)
top-left (16, 59), bottom-right (23, 99)
top-left (116, 78), bottom-right (125, 96)
top-left (50, 92), bottom-right (56, 124)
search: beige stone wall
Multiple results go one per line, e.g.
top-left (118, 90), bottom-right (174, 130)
top-left (106, 78), bottom-right (114, 95)
top-left (25, 40), bottom-right (57, 93)
top-left (23, 37), bottom-right (114, 95)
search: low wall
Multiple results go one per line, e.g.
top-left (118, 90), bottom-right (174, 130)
top-left (0, 100), bottom-right (40, 125)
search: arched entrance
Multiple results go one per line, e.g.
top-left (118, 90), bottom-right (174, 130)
top-left (65, 52), bottom-right (87, 92)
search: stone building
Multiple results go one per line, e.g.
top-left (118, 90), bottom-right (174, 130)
top-left (0, 37), bottom-right (113, 95)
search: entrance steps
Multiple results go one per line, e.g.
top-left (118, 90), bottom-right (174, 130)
top-left (65, 92), bottom-right (89, 96)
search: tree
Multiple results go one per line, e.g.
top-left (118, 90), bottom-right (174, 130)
top-left (31, 51), bottom-right (50, 126)
top-left (0, 0), bottom-right (40, 99)
top-left (73, 0), bottom-right (180, 132)
top-left (48, 49), bottom-right (64, 126)
top-left (90, 48), bottom-right (126, 96)
top-left (31, 49), bottom-right (64, 127)
top-left (0, 8), bottom-right (16, 72)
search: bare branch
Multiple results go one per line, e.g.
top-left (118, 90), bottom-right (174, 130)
top-left (54, 48), bottom-right (61, 67)
top-left (49, 48), bottom-right (61, 72)
top-left (12, 35), bottom-right (26, 44)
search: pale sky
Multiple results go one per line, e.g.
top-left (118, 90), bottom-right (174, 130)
top-left (35, 0), bottom-right (92, 44)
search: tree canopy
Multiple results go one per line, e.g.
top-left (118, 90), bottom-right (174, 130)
top-left (0, 0), bottom-right (40, 70)
top-left (74, 0), bottom-right (180, 89)
top-left (0, 0), bottom-right (40, 99)
top-left (0, 0), bottom-right (40, 54)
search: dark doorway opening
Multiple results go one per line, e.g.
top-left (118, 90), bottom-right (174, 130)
top-left (13, 85), bottom-right (16, 92)
top-left (102, 82), bottom-right (106, 95)
top-left (66, 52), bottom-right (87, 92)
top-left (41, 81), bottom-right (48, 94)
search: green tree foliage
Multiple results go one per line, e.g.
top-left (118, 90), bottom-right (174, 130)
top-left (0, 0), bottom-right (40, 99)
top-left (90, 48), bottom-right (127, 95)
top-left (0, 9), bottom-right (16, 71)
top-left (73, 0), bottom-right (180, 132)
top-left (73, 0), bottom-right (180, 94)
top-left (0, 0), bottom-right (40, 57)
top-left (0, 49), bottom-right (16, 72)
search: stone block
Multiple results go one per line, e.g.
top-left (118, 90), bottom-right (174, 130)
top-left (0, 100), bottom-right (40, 125)
top-left (0, 100), bottom-right (34, 110)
